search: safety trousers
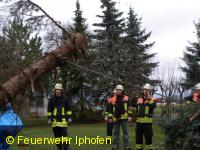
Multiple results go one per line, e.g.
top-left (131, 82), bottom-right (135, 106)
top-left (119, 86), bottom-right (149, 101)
top-left (107, 122), bottom-right (113, 144)
top-left (136, 123), bottom-right (153, 150)
top-left (52, 127), bottom-right (69, 150)
top-left (107, 122), bottom-right (113, 136)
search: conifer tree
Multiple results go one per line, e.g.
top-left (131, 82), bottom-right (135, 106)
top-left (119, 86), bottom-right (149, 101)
top-left (181, 21), bottom-right (200, 87)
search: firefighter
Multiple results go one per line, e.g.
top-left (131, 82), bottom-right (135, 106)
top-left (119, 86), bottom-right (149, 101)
top-left (104, 89), bottom-right (116, 143)
top-left (192, 83), bottom-right (200, 102)
top-left (134, 83), bottom-right (156, 150)
top-left (189, 83), bottom-right (200, 122)
top-left (108, 85), bottom-right (132, 150)
top-left (185, 83), bottom-right (200, 103)
top-left (47, 83), bottom-right (72, 150)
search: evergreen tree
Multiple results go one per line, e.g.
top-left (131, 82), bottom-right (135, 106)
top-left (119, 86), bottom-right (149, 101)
top-left (123, 7), bottom-right (157, 89)
top-left (0, 17), bottom-right (42, 83)
top-left (181, 21), bottom-right (200, 87)
top-left (160, 102), bottom-right (200, 150)
top-left (162, 21), bottom-right (200, 150)
top-left (92, 0), bottom-right (125, 91)
top-left (60, 0), bottom-right (93, 111)
top-left (0, 17), bottom-right (43, 113)
top-left (72, 0), bottom-right (88, 34)
top-left (92, 2), bottom-right (157, 96)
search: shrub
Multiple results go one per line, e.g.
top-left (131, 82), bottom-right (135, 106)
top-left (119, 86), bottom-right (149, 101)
top-left (72, 108), bottom-right (104, 123)
top-left (159, 102), bottom-right (200, 150)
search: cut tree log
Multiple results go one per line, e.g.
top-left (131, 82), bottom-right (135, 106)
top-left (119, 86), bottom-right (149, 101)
top-left (0, 0), bottom-right (87, 108)
top-left (0, 33), bottom-right (86, 107)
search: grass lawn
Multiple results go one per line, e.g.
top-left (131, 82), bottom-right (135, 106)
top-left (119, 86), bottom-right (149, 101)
top-left (9, 119), bottom-right (165, 150)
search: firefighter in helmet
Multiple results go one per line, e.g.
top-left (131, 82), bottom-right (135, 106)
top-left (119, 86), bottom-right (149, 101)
top-left (107, 85), bottom-right (132, 150)
top-left (104, 89), bottom-right (116, 143)
top-left (47, 83), bottom-right (72, 150)
top-left (189, 83), bottom-right (200, 122)
top-left (134, 83), bottom-right (156, 150)
top-left (191, 83), bottom-right (200, 103)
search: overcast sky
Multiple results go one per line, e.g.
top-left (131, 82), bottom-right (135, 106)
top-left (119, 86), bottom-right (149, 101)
top-left (11, 0), bottom-right (200, 71)
top-left (32, 0), bottom-right (200, 66)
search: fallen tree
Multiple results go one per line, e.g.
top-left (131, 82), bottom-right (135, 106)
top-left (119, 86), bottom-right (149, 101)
top-left (0, 32), bottom-right (86, 109)
top-left (0, 0), bottom-right (87, 109)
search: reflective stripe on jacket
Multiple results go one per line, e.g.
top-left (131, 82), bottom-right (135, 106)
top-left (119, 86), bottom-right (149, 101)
top-left (135, 97), bottom-right (156, 123)
top-left (108, 95), bottom-right (132, 122)
top-left (47, 95), bottom-right (72, 127)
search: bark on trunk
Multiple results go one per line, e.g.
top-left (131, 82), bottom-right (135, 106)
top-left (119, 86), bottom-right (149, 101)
top-left (0, 33), bottom-right (85, 106)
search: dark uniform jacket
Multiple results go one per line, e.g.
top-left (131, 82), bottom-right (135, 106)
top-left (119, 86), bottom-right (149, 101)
top-left (133, 94), bottom-right (156, 123)
top-left (47, 94), bottom-right (72, 127)
top-left (107, 94), bottom-right (132, 122)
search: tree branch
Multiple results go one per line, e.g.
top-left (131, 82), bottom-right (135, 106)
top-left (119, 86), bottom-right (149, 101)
top-left (27, 0), bottom-right (71, 39)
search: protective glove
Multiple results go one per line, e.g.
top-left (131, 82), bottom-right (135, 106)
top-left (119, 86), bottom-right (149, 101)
top-left (68, 118), bottom-right (72, 123)
top-left (128, 117), bottom-right (132, 123)
top-left (104, 117), bottom-right (108, 122)
top-left (48, 119), bottom-right (52, 125)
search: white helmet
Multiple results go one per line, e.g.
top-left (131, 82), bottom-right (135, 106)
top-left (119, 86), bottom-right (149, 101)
top-left (195, 83), bottom-right (200, 90)
top-left (55, 83), bottom-right (62, 90)
top-left (143, 83), bottom-right (151, 90)
top-left (116, 85), bottom-right (124, 91)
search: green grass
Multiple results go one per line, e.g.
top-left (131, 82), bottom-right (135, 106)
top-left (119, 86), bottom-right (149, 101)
top-left (9, 121), bottom-right (165, 150)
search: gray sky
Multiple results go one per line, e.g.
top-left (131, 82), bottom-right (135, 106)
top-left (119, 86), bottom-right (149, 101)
top-left (32, 0), bottom-right (200, 68)
top-left (0, 0), bottom-right (197, 95)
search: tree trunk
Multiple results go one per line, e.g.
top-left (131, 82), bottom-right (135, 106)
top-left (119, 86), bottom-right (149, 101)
top-left (80, 82), bottom-right (84, 111)
top-left (0, 33), bottom-right (85, 106)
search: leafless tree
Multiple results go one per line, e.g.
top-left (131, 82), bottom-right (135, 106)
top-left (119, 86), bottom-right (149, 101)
top-left (176, 80), bottom-right (186, 103)
top-left (155, 60), bottom-right (181, 119)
